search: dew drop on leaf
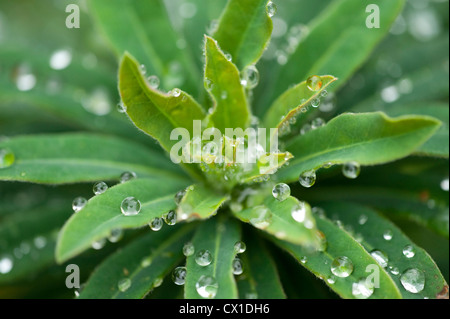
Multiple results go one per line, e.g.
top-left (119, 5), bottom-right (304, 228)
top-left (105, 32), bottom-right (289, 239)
top-left (402, 245), bottom-right (415, 258)
top-left (183, 242), bottom-right (195, 257)
top-left (120, 197), bottom-right (141, 216)
top-left (118, 278), bottom-right (131, 292)
top-left (383, 229), bottom-right (393, 241)
top-left (139, 64), bottom-right (147, 74)
top-left (49, 49), bottom-right (72, 70)
top-left (358, 214), bottom-right (368, 225)
top-left (241, 65), bottom-right (259, 89)
top-left (147, 75), bottom-right (160, 89)
top-left (291, 201), bottom-right (307, 223)
top-left (272, 183), bottom-right (290, 201)
top-left (196, 275), bottom-right (218, 299)
top-left (0, 148), bottom-right (15, 169)
top-left (174, 189), bottom-right (186, 205)
top-left (370, 250), bottom-right (389, 268)
top-left (352, 278), bottom-right (374, 299)
top-left (91, 238), bottom-right (106, 250)
top-left (300, 256), bottom-right (308, 264)
top-left (172, 267), bottom-right (187, 286)
top-left (389, 266), bottom-right (400, 276)
top-left (195, 249), bottom-right (213, 267)
top-left (0, 255), bottom-right (13, 274)
top-left (266, 1), bottom-right (277, 17)
top-left (441, 178), bottom-right (449, 191)
top-left (153, 277), bottom-right (164, 288)
top-left (117, 101), bottom-right (127, 113)
top-left (400, 268), bottom-right (425, 293)
top-left (331, 256), bottom-right (354, 278)
top-left (311, 117), bottom-right (325, 129)
top-left (232, 258), bottom-right (244, 275)
top-left (171, 88), bottom-right (181, 97)
top-left (306, 75), bottom-right (323, 91)
top-left (163, 210), bottom-right (177, 226)
top-left (93, 181), bottom-right (108, 195)
top-left (234, 241), bottom-right (246, 254)
top-left (72, 196), bottom-right (87, 213)
top-left (249, 206), bottom-right (272, 229)
top-left (149, 217), bottom-right (163, 231)
top-left (299, 169), bottom-right (316, 188)
top-left (108, 228), bottom-right (123, 243)
top-left (311, 98), bottom-right (321, 108)
top-left (342, 162), bottom-right (361, 179)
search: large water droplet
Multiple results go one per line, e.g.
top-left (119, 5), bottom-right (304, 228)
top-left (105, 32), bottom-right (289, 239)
top-left (234, 241), bottom-right (246, 254)
top-left (172, 266), bottom-right (187, 286)
top-left (0, 255), bottom-right (13, 274)
top-left (266, 1), bottom-right (277, 17)
top-left (232, 258), bottom-right (244, 275)
top-left (120, 171), bottom-right (137, 183)
top-left (195, 250), bottom-right (213, 267)
top-left (174, 189), bottom-right (186, 205)
top-left (352, 278), bottom-right (374, 299)
top-left (183, 242), bottom-right (195, 257)
top-left (0, 148), bottom-right (15, 169)
top-left (400, 268), bottom-right (425, 293)
top-left (342, 162), bottom-right (361, 179)
top-left (120, 197), bottom-right (141, 216)
top-left (370, 250), bottom-right (389, 268)
top-left (402, 245), bottom-right (415, 258)
top-left (118, 278), bottom-right (131, 292)
top-left (311, 98), bottom-right (321, 108)
top-left (72, 196), bottom-right (87, 213)
top-left (49, 49), bottom-right (72, 70)
top-left (241, 65), bottom-right (259, 89)
top-left (93, 181), bottom-right (108, 195)
top-left (299, 169), bottom-right (316, 188)
top-left (331, 256), bottom-right (354, 278)
top-left (147, 75), bottom-right (160, 89)
top-left (171, 88), bottom-right (181, 97)
top-left (149, 217), bottom-right (163, 231)
top-left (196, 275), bottom-right (218, 299)
top-left (249, 206), bottom-right (272, 229)
top-left (163, 210), bottom-right (177, 226)
top-left (306, 75), bottom-right (323, 92)
top-left (272, 183), bottom-right (290, 201)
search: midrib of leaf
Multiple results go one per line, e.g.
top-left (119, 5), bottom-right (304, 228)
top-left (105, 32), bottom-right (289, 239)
top-left (111, 224), bottom-right (195, 299)
top-left (212, 219), bottom-right (225, 279)
top-left (288, 125), bottom-right (435, 168)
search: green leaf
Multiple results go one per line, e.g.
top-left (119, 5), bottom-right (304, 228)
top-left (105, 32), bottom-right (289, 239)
top-left (89, 0), bottom-right (200, 94)
top-left (268, 0), bottom-right (405, 103)
top-left (318, 201), bottom-right (448, 299)
top-left (263, 75), bottom-right (337, 131)
top-left (204, 36), bottom-right (251, 131)
top-left (56, 178), bottom-right (188, 263)
top-left (184, 216), bottom-right (240, 299)
top-left (118, 53), bottom-right (205, 153)
top-left (279, 112), bottom-right (441, 182)
top-left (0, 133), bottom-right (183, 184)
top-left (271, 217), bottom-right (403, 299)
top-left (237, 233), bottom-right (286, 299)
top-left (176, 184), bottom-right (229, 221)
top-left (232, 196), bottom-right (320, 249)
top-left (79, 225), bottom-right (194, 299)
top-left (213, 0), bottom-right (273, 69)
top-left (242, 152), bottom-right (293, 184)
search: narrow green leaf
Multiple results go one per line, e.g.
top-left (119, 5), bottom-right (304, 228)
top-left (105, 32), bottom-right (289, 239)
top-left (118, 53), bottom-right (205, 153)
top-left (176, 184), bottom-right (229, 221)
top-left (237, 233), bottom-right (286, 299)
top-left (204, 36), bottom-right (250, 131)
top-left (279, 112), bottom-right (441, 182)
top-left (232, 196), bottom-right (320, 249)
top-left (79, 225), bottom-right (195, 299)
top-left (271, 217), bottom-right (403, 299)
top-left (269, 0), bottom-right (405, 102)
top-left (56, 178), bottom-right (188, 263)
top-left (263, 75), bottom-right (338, 130)
top-left (318, 201), bottom-right (448, 299)
top-left (184, 216), bottom-right (240, 299)
top-left (213, 0), bottom-right (273, 69)
top-left (89, 0), bottom-right (200, 94)
top-left (0, 133), bottom-right (183, 184)
top-left (242, 152), bottom-right (293, 184)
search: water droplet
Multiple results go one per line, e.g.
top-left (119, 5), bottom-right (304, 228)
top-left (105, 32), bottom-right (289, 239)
top-left (311, 117), bottom-right (325, 129)
top-left (195, 250), bottom-right (213, 267)
top-left (389, 266), bottom-right (400, 276)
top-left (249, 206), bottom-right (272, 229)
top-left (224, 52), bottom-right (232, 62)
top-left (33, 236), bottom-right (47, 249)
top-left (291, 201), bottom-right (307, 223)
top-left (331, 256), bottom-right (354, 278)
top-left (120, 197), bottom-right (141, 216)
top-left (179, 2), bottom-right (197, 19)
top-left (139, 64), bottom-right (147, 74)
top-left (383, 230), bottom-right (393, 241)
top-left (118, 278), bottom-right (131, 292)
top-left (300, 256), bottom-right (308, 264)
top-left (321, 90), bottom-right (328, 98)
top-left (49, 49), bottom-right (72, 70)
top-left (403, 245), bottom-right (415, 258)
top-left (342, 162), bottom-right (361, 179)
top-left (0, 255), bottom-right (13, 274)
top-left (147, 75), bottom-right (160, 89)
top-left (311, 98), bottom-right (321, 108)
top-left (172, 266), bottom-right (187, 285)
top-left (153, 277), bottom-right (164, 288)
top-left (370, 250), bottom-right (389, 268)
top-left (93, 181), bottom-right (108, 195)
top-left (241, 65), bottom-right (259, 89)
top-left (171, 88), bottom-right (181, 97)
top-left (149, 217), bottom-right (163, 231)
top-left (108, 228), bottom-right (123, 243)
top-left (81, 87), bottom-right (112, 116)
top-left (0, 148), bottom-right (15, 169)
top-left (92, 238), bottom-right (106, 250)
top-left (206, 20), bottom-right (219, 35)
top-left (441, 178), bottom-right (449, 192)
top-left (163, 210), bottom-right (177, 225)
top-left (72, 196), bottom-right (87, 213)
top-left (196, 275), bottom-right (218, 299)
top-left (233, 241), bottom-right (246, 255)
top-left (245, 292), bottom-right (258, 299)
top-left (117, 101), bottom-right (127, 113)
top-left (300, 123), bottom-right (312, 135)
top-left (306, 75), bottom-right (323, 92)
top-left (358, 214), bottom-right (368, 225)
top-left (400, 268), bottom-right (425, 293)
top-left (183, 242), bottom-right (195, 257)
top-left (140, 256), bottom-right (152, 268)
top-left (266, 1), bottom-right (277, 17)
top-left (174, 189), bottom-right (186, 205)
top-left (352, 278), bottom-right (374, 299)
top-left (14, 64), bottom-right (36, 91)
top-left (232, 258), bottom-right (244, 275)
top-left (327, 276), bottom-right (336, 284)
top-left (120, 171), bottom-right (137, 183)
top-left (272, 183), bottom-right (290, 201)
top-left (299, 169), bottom-right (316, 188)
top-left (204, 78), bottom-right (214, 91)
top-left (381, 85), bottom-right (400, 103)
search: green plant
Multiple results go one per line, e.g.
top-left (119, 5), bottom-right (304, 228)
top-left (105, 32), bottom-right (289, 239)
top-left (0, 0), bottom-right (448, 299)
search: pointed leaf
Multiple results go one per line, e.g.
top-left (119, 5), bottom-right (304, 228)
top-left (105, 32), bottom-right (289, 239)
top-left (242, 152), bottom-right (293, 184)
top-left (56, 178), bottom-right (188, 263)
top-left (318, 201), bottom-right (448, 299)
top-left (213, 0), bottom-right (273, 69)
top-left (271, 217), bottom-right (403, 299)
top-left (79, 225), bottom-right (195, 299)
top-left (279, 112), bottom-right (441, 182)
top-left (184, 216), bottom-right (240, 299)
top-left (204, 36), bottom-right (250, 131)
top-left (232, 196), bottom-right (320, 249)
top-left (0, 133), bottom-right (183, 184)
